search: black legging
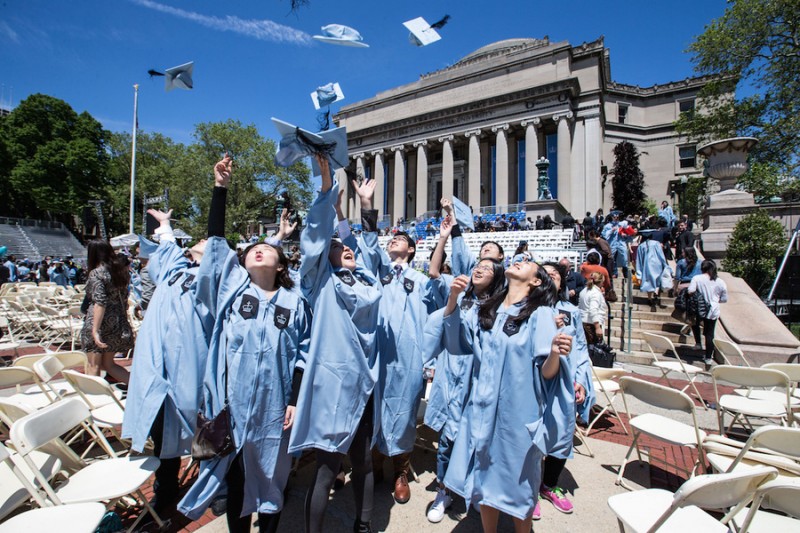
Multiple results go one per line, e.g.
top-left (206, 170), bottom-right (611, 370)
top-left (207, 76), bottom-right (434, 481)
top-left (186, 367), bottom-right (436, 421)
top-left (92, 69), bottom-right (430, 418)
top-left (305, 396), bottom-right (374, 533)
top-left (150, 403), bottom-right (182, 507)
top-left (542, 455), bottom-right (567, 489)
top-left (225, 453), bottom-right (282, 533)
top-left (691, 318), bottom-right (717, 360)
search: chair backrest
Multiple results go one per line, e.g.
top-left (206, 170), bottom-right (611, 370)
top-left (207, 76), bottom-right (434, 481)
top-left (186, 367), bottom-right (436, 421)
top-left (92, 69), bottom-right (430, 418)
top-left (10, 354), bottom-right (49, 371)
top-left (0, 367), bottom-right (38, 390)
top-left (10, 398), bottom-right (91, 456)
top-left (54, 351), bottom-right (88, 372)
top-left (713, 338), bottom-right (751, 367)
top-left (642, 332), bottom-right (681, 364)
top-left (763, 363), bottom-right (800, 383)
top-left (61, 370), bottom-right (121, 410)
top-left (712, 365), bottom-right (790, 390)
top-left (729, 426), bottom-right (800, 470)
top-left (737, 481), bottom-right (800, 532)
top-left (32, 355), bottom-right (65, 385)
top-left (592, 366), bottom-right (628, 382)
top-left (0, 398), bottom-right (33, 429)
top-left (619, 376), bottom-right (696, 414)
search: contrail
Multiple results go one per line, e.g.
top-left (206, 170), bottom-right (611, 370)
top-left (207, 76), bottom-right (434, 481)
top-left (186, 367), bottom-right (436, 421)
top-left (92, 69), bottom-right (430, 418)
top-left (131, 0), bottom-right (312, 45)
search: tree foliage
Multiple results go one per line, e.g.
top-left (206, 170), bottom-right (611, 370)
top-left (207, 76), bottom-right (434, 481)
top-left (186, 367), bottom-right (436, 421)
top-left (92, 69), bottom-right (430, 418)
top-left (611, 141), bottom-right (647, 216)
top-left (676, 0), bottom-right (800, 174)
top-left (736, 161), bottom-right (800, 202)
top-left (722, 209), bottom-right (787, 295)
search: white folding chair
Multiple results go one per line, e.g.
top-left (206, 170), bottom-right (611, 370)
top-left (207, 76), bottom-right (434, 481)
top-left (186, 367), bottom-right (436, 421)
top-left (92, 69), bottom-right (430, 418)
top-left (642, 332), bottom-right (707, 409)
top-left (0, 440), bottom-right (63, 522)
top-left (61, 369), bottom-right (128, 453)
top-left (762, 362), bottom-right (800, 404)
top-left (586, 365), bottom-right (630, 436)
top-left (32, 355), bottom-right (78, 400)
top-left (0, 367), bottom-right (56, 410)
top-left (703, 425), bottom-right (800, 482)
top-left (713, 338), bottom-right (752, 367)
top-left (616, 377), bottom-right (707, 490)
top-left (0, 500), bottom-right (106, 533)
top-left (607, 466), bottom-right (778, 533)
top-left (711, 365), bottom-right (792, 436)
top-left (10, 398), bottom-right (163, 532)
top-left (733, 479), bottom-right (800, 532)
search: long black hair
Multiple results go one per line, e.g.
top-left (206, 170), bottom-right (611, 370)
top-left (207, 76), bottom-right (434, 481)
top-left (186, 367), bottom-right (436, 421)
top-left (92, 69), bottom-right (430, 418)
top-left (701, 259), bottom-right (718, 281)
top-left (684, 247), bottom-right (698, 273)
top-left (240, 242), bottom-right (295, 290)
top-left (464, 258), bottom-right (505, 302)
top-left (543, 261), bottom-right (569, 302)
top-left (86, 240), bottom-right (129, 290)
top-left (477, 263), bottom-right (557, 330)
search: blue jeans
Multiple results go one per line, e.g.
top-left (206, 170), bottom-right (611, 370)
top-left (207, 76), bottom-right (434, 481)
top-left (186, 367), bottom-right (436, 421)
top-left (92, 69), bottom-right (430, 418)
top-left (436, 434), bottom-right (454, 483)
top-left (611, 247), bottom-right (629, 278)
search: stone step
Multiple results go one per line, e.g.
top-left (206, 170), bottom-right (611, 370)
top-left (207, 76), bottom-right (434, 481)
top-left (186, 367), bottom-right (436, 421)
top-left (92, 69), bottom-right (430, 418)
top-left (608, 318), bottom-right (687, 332)
top-left (608, 323), bottom-right (693, 343)
top-left (607, 333), bottom-right (706, 356)
top-left (611, 309), bottom-right (675, 321)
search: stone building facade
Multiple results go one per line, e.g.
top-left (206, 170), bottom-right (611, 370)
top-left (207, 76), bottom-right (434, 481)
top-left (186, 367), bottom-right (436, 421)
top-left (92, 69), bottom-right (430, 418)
top-left (334, 36), bottom-right (717, 223)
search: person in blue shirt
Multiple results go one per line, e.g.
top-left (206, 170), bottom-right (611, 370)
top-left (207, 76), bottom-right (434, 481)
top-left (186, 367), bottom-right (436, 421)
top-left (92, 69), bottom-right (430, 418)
top-left (289, 157), bottom-right (383, 533)
top-left (423, 213), bottom-right (506, 523)
top-left (658, 201), bottom-right (677, 229)
top-left (48, 261), bottom-right (69, 287)
top-left (534, 262), bottom-right (595, 519)
top-left (440, 259), bottom-right (573, 533)
top-left (440, 198), bottom-right (505, 276)
top-left (3, 255), bottom-right (17, 282)
top-left (602, 214), bottom-right (635, 279)
top-left (178, 156), bottom-right (310, 533)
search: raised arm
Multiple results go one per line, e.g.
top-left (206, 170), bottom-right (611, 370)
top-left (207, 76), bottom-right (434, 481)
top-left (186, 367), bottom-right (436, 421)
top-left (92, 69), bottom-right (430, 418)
top-left (429, 213), bottom-right (454, 279)
top-left (351, 178), bottom-right (386, 276)
top-left (145, 209), bottom-right (188, 284)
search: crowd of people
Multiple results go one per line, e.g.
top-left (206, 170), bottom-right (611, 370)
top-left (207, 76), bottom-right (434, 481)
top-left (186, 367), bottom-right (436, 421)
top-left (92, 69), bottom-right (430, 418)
top-left (0, 254), bottom-right (84, 286)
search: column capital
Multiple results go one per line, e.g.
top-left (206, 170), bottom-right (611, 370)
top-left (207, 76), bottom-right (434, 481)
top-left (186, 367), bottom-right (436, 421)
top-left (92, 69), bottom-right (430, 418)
top-left (491, 123), bottom-right (510, 133)
top-left (351, 152), bottom-right (366, 161)
top-left (464, 129), bottom-right (482, 138)
top-left (520, 117), bottom-right (541, 128)
top-left (553, 111), bottom-right (574, 123)
top-left (369, 148), bottom-right (385, 157)
top-left (390, 144), bottom-right (405, 153)
top-left (412, 139), bottom-right (428, 148)
top-left (438, 134), bottom-right (455, 144)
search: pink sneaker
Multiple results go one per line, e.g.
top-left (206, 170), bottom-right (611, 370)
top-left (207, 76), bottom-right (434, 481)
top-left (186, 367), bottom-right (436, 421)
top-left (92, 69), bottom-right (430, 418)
top-left (540, 486), bottom-right (573, 514)
top-left (531, 498), bottom-right (542, 520)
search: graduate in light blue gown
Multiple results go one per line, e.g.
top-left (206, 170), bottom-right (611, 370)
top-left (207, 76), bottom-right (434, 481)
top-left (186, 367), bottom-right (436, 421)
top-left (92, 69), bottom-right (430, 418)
top-left (636, 233), bottom-right (670, 305)
top-left (288, 158), bottom-right (383, 533)
top-left (440, 260), bottom-right (573, 533)
top-left (442, 196), bottom-right (505, 277)
top-left (122, 208), bottom-right (213, 515)
top-left (658, 201), bottom-right (677, 229)
top-left (178, 156), bottom-right (310, 533)
top-left (356, 199), bottom-right (444, 504)
top-left (602, 214), bottom-right (636, 278)
top-left (534, 262), bottom-right (596, 519)
top-left (422, 213), bottom-right (507, 523)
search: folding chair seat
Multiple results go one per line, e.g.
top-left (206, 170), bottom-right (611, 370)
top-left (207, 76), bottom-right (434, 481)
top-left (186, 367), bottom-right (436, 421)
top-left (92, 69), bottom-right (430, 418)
top-left (9, 398), bottom-right (163, 531)
top-left (711, 365), bottom-right (792, 436)
top-left (0, 501), bottom-right (106, 533)
top-left (615, 377), bottom-right (707, 490)
top-left (642, 332), bottom-right (707, 409)
top-left (0, 441), bottom-right (63, 522)
top-left (608, 466), bottom-right (778, 533)
top-left (761, 363), bottom-right (800, 403)
top-left (732, 479), bottom-right (800, 532)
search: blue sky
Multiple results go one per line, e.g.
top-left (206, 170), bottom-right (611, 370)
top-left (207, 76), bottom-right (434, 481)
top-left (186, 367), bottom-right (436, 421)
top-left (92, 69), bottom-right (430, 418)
top-left (1, 0), bottom-right (729, 145)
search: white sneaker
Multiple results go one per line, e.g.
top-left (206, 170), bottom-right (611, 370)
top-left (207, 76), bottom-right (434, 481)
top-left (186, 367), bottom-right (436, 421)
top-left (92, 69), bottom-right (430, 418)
top-left (426, 488), bottom-right (453, 523)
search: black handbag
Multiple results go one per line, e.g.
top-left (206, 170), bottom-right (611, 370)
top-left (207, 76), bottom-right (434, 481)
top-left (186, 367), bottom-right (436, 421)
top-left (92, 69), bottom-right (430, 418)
top-left (191, 358), bottom-right (234, 461)
top-left (589, 342), bottom-right (616, 368)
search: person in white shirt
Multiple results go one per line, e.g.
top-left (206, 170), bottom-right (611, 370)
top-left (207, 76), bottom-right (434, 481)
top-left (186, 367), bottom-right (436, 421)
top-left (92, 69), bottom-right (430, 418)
top-left (578, 271), bottom-right (606, 345)
top-left (688, 260), bottom-right (728, 366)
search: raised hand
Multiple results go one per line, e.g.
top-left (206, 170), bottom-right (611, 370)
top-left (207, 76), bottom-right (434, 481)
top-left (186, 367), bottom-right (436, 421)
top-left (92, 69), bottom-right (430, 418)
top-left (276, 209), bottom-right (298, 240)
top-left (352, 178), bottom-right (376, 211)
top-left (440, 197), bottom-right (453, 215)
top-left (444, 274), bottom-right (470, 317)
top-left (439, 215), bottom-right (454, 240)
top-left (334, 189), bottom-right (346, 221)
top-left (214, 153), bottom-right (233, 187)
top-left (147, 208), bottom-right (173, 225)
top-left (551, 332), bottom-right (573, 356)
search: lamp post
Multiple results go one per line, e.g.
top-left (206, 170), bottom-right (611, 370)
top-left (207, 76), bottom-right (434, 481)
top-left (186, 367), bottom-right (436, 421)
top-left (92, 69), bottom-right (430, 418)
top-left (679, 175), bottom-right (689, 217)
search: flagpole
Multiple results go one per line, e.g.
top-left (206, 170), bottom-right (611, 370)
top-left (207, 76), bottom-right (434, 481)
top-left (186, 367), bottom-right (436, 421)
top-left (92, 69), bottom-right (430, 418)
top-left (129, 84), bottom-right (139, 234)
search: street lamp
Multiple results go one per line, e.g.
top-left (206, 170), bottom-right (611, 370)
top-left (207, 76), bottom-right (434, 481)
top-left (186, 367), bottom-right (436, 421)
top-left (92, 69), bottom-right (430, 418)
top-left (679, 175), bottom-right (689, 217)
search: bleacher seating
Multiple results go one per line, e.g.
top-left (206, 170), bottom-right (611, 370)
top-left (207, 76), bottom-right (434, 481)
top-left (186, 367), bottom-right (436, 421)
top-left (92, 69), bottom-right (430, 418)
top-left (0, 219), bottom-right (86, 261)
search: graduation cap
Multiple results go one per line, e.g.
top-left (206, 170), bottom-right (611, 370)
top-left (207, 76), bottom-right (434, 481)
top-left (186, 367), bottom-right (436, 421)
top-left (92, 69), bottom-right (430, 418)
top-left (147, 62), bottom-right (194, 91)
top-left (403, 15), bottom-right (450, 47)
top-left (311, 82), bottom-right (345, 110)
top-left (313, 24), bottom-right (369, 47)
top-left (271, 118), bottom-right (348, 176)
top-left (451, 195), bottom-right (474, 231)
top-left (138, 235), bottom-right (159, 259)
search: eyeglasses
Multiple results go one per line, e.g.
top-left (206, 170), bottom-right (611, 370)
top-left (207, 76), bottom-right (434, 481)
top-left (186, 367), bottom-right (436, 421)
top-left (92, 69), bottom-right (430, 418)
top-left (473, 264), bottom-right (494, 272)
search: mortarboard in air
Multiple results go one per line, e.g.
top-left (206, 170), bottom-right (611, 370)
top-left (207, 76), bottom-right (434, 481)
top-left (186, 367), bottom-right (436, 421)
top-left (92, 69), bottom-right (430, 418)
top-left (271, 118), bottom-right (348, 175)
top-left (451, 195), bottom-right (474, 231)
top-left (311, 82), bottom-right (345, 110)
top-left (313, 24), bottom-right (369, 48)
top-left (403, 15), bottom-right (450, 47)
top-left (138, 235), bottom-right (159, 259)
top-left (164, 62), bottom-right (194, 91)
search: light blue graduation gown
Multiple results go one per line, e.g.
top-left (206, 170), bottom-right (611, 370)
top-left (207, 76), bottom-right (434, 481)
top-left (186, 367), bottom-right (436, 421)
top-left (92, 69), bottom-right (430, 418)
top-left (542, 301), bottom-right (595, 460)
top-left (603, 222), bottom-right (633, 254)
top-left (122, 240), bottom-right (211, 458)
top-left (450, 233), bottom-right (476, 277)
top-left (442, 304), bottom-right (560, 520)
top-left (358, 232), bottom-right (443, 456)
top-left (178, 237), bottom-right (310, 520)
top-left (636, 239), bottom-right (669, 293)
top-left (658, 205), bottom-right (676, 227)
top-left (288, 184), bottom-right (382, 454)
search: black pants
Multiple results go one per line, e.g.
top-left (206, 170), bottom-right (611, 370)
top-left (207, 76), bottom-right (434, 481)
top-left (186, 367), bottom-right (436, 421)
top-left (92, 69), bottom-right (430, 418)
top-left (150, 403), bottom-right (182, 511)
top-left (305, 396), bottom-right (374, 533)
top-left (225, 453), bottom-right (282, 533)
top-left (691, 318), bottom-right (717, 360)
top-left (542, 455), bottom-right (567, 489)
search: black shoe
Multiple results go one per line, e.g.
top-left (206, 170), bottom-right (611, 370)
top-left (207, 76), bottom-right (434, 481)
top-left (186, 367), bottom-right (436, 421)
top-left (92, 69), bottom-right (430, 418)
top-left (354, 519), bottom-right (373, 533)
top-left (210, 496), bottom-right (227, 517)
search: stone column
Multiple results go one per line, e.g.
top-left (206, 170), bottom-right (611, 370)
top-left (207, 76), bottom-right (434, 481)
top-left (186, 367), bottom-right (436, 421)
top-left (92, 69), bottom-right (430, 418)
top-left (353, 154), bottom-right (365, 221)
top-left (439, 135), bottom-right (455, 203)
top-left (492, 124), bottom-right (510, 208)
top-left (335, 168), bottom-right (349, 219)
top-left (521, 118), bottom-right (541, 202)
top-left (371, 149), bottom-right (385, 218)
top-left (583, 112), bottom-right (602, 217)
top-left (391, 145), bottom-right (405, 224)
top-left (554, 112), bottom-right (573, 206)
top-left (465, 130), bottom-right (481, 211)
top-left (414, 140), bottom-right (429, 216)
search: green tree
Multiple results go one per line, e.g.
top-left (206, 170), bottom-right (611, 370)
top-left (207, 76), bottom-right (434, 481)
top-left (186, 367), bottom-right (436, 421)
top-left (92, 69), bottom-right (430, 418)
top-left (0, 94), bottom-right (109, 224)
top-left (676, 0), bottom-right (800, 174)
top-left (611, 141), bottom-right (647, 216)
top-left (723, 209), bottom-right (787, 295)
top-left (736, 161), bottom-right (800, 202)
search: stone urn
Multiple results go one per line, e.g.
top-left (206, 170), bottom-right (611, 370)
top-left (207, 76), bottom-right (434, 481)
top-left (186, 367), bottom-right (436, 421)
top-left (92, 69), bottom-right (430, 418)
top-left (697, 137), bottom-right (758, 193)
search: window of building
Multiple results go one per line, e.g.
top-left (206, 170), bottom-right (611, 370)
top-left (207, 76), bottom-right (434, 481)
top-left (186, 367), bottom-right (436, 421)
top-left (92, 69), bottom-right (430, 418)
top-left (618, 103), bottom-right (629, 124)
top-left (679, 99), bottom-right (695, 118)
top-left (679, 146), bottom-right (696, 169)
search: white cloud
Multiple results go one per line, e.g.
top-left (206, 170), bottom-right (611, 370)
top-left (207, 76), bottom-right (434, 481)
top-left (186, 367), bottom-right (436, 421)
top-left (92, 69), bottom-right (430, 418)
top-left (130, 0), bottom-right (312, 45)
top-left (0, 21), bottom-right (20, 43)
